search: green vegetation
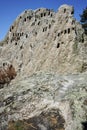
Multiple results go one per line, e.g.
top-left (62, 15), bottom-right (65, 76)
top-left (7, 120), bottom-right (27, 130)
top-left (80, 7), bottom-right (87, 34)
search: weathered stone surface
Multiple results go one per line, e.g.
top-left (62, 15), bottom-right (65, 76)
top-left (0, 4), bottom-right (87, 77)
top-left (0, 4), bottom-right (87, 130)
top-left (7, 109), bottom-right (65, 130)
top-left (0, 72), bottom-right (87, 130)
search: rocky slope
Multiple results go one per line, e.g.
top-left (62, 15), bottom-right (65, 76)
top-left (0, 4), bottom-right (87, 77)
top-left (0, 72), bottom-right (87, 130)
top-left (0, 4), bottom-right (87, 130)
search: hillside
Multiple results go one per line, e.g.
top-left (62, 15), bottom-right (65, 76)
top-left (0, 4), bottom-right (87, 130)
top-left (0, 4), bottom-right (87, 78)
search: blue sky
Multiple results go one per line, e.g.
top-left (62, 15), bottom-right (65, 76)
top-left (0, 0), bottom-right (87, 40)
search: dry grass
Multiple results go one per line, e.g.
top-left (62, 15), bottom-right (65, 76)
top-left (0, 64), bottom-right (16, 84)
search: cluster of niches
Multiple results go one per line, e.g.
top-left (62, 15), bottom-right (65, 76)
top-left (22, 9), bottom-right (54, 22)
top-left (9, 24), bottom-right (29, 43)
top-left (58, 27), bottom-right (75, 37)
top-left (1, 62), bottom-right (10, 68)
top-left (56, 27), bottom-right (76, 48)
top-left (55, 7), bottom-right (75, 49)
top-left (63, 8), bottom-right (74, 15)
top-left (10, 32), bottom-right (24, 43)
top-left (9, 9), bottom-right (54, 39)
top-left (22, 9), bottom-right (54, 31)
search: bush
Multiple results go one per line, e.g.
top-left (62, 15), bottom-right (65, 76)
top-left (0, 64), bottom-right (16, 85)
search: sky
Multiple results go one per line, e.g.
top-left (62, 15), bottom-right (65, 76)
top-left (0, 0), bottom-right (87, 40)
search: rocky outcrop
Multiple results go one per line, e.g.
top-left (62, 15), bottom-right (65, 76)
top-left (0, 72), bottom-right (87, 130)
top-left (0, 4), bottom-right (87, 78)
top-left (7, 109), bottom-right (65, 130)
top-left (0, 4), bottom-right (87, 130)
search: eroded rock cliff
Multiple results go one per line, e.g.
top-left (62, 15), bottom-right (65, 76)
top-left (0, 4), bottom-right (87, 77)
top-left (0, 4), bottom-right (87, 130)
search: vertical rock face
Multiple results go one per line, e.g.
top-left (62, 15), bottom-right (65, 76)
top-left (0, 4), bottom-right (87, 78)
top-left (0, 4), bottom-right (87, 130)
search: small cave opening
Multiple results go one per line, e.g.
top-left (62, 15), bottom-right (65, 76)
top-left (41, 13), bottom-right (43, 17)
top-left (20, 45), bottom-right (23, 49)
top-left (68, 28), bottom-right (70, 34)
top-left (35, 32), bottom-right (37, 35)
top-left (3, 63), bottom-right (6, 66)
top-left (82, 38), bottom-right (84, 43)
top-left (72, 20), bottom-right (75, 25)
top-left (72, 27), bottom-right (75, 30)
top-left (19, 16), bottom-right (22, 19)
top-left (49, 24), bottom-right (51, 29)
top-left (25, 10), bottom-right (27, 13)
top-left (24, 18), bottom-right (26, 22)
top-left (45, 27), bottom-right (47, 31)
top-left (82, 34), bottom-right (84, 43)
top-left (43, 28), bottom-right (44, 32)
top-left (10, 28), bottom-right (11, 32)
top-left (43, 27), bottom-right (47, 32)
top-left (82, 121), bottom-right (87, 130)
top-left (71, 10), bottom-right (74, 15)
top-left (64, 8), bottom-right (66, 13)
top-left (35, 19), bottom-right (37, 22)
top-left (38, 21), bottom-right (40, 25)
top-left (57, 43), bottom-right (60, 48)
top-left (44, 13), bottom-right (46, 16)
top-left (48, 11), bottom-right (50, 15)
top-left (11, 26), bottom-right (14, 30)
top-left (29, 16), bottom-right (32, 20)
top-left (26, 34), bottom-right (28, 38)
top-left (13, 33), bottom-right (15, 36)
top-left (58, 33), bottom-right (60, 37)
top-left (17, 33), bottom-right (19, 37)
top-left (61, 42), bottom-right (64, 44)
top-left (64, 30), bottom-right (67, 34)
top-left (61, 31), bottom-right (63, 34)
top-left (22, 32), bottom-right (24, 36)
top-left (27, 16), bottom-right (29, 19)
top-left (20, 33), bottom-right (22, 36)
top-left (50, 14), bottom-right (53, 17)
top-left (10, 39), bottom-right (12, 43)
top-left (15, 42), bottom-right (17, 45)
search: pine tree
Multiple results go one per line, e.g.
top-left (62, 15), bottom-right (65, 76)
top-left (80, 7), bottom-right (87, 34)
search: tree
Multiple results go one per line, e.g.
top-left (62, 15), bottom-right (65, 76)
top-left (80, 7), bottom-right (87, 34)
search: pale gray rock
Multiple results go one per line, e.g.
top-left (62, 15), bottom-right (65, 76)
top-left (0, 72), bottom-right (87, 130)
top-left (0, 4), bottom-right (87, 77)
top-left (0, 4), bottom-right (87, 130)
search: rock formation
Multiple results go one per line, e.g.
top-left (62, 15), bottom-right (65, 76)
top-left (0, 4), bottom-right (87, 130)
top-left (0, 4), bottom-right (87, 77)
